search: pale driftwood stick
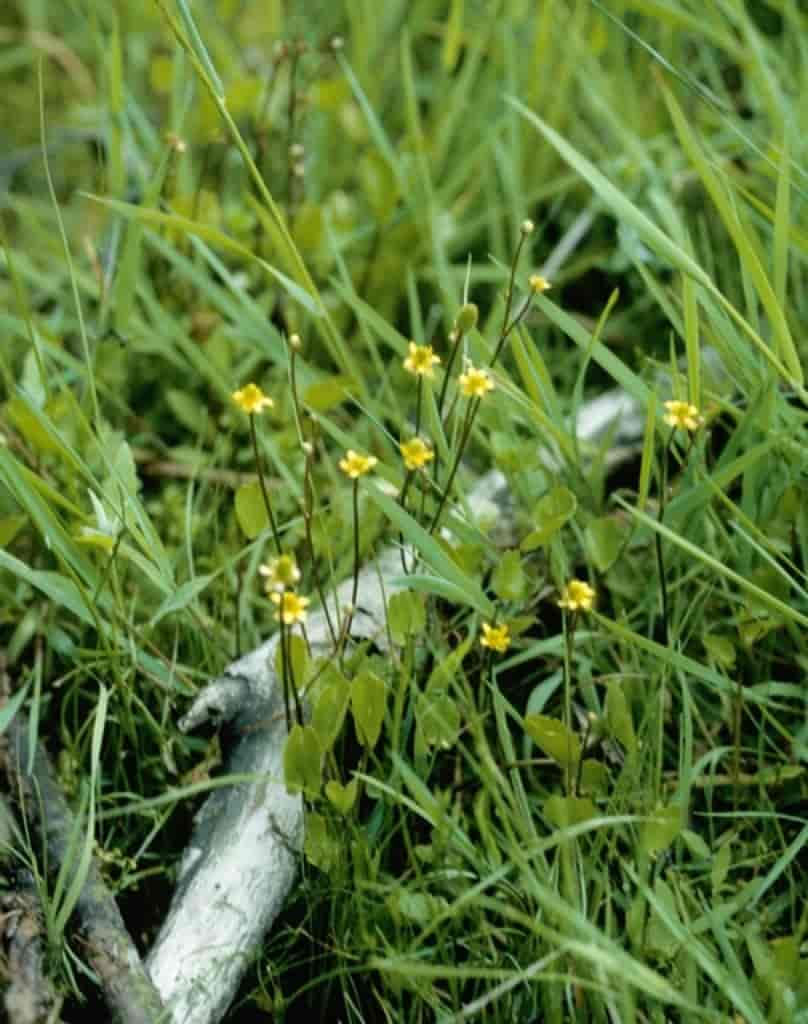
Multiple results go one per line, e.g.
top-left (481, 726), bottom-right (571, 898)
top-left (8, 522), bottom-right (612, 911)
top-left (0, 710), bottom-right (167, 1024)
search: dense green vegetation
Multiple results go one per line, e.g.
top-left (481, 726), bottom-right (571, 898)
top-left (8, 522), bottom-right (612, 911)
top-left (1, 1), bottom-right (807, 1020)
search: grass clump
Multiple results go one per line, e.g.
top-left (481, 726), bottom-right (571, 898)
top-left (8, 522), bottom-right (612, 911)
top-left (1, 1), bottom-right (807, 1021)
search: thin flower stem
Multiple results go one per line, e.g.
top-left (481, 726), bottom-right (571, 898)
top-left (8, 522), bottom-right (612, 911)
top-left (490, 293), bottom-right (534, 368)
top-left (562, 610), bottom-right (577, 796)
top-left (341, 478), bottom-right (361, 646)
top-left (499, 230), bottom-right (528, 344)
top-left (249, 413), bottom-right (282, 554)
top-left (301, 447), bottom-right (338, 649)
top-left (655, 429), bottom-right (674, 647)
top-left (414, 375), bottom-right (424, 435)
top-left (436, 330), bottom-right (463, 420)
top-left (291, 346), bottom-right (338, 650)
top-left (398, 468), bottom-right (416, 573)
top-left (279, 619), bottom-right (292, 734)
top-left (428, 398), bottom-right (477, 535)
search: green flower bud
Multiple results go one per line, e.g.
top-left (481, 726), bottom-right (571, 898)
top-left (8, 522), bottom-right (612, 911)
top-left (455, 302), bottom-right (479, 333)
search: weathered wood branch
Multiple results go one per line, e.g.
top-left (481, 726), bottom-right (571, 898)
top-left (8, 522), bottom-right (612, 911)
top-left (0, 709), bottom-right (167, 1024)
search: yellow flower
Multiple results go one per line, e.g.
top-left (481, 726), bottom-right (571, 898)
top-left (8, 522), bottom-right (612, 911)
top-left (232, 382), bottom-right (274, 415)
top-left (259, 555), bottom-right (301, 593)
top-left (663, 399), bottom-right (703, 432)
top-left (459, 364), bottom-right (495, 399)
top-left (529, 274), bottom-right (551, 294)
top-left (403, 342), bottom-right (441, 378)
top-left (480, 622), bottom-right (511, 653)
top-left (399, 438), bottom-right (434, 471)
top-left (271, 590), bottom-right (310, 625)
top-left (339, 450), bottom-right (378, 479)
top-left (557, 579), bottom-right (596, 613)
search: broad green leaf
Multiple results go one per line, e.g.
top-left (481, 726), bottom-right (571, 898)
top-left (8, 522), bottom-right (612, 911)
top-left (585, 517), bottom-right (624, 573)
top-left (524, 713), bottom-right (581, 767)
top-left (304, 811), bottom-right (337, 870)
top-left (311, 665), bottom-right (351, 752)
top-left (325, 777), bottom-right (359, 815)
top-left (579, 759), bottom-right (610, 796)
top-left (351, 669), bottom-right (386, 748)
top-left (544, 795), bottom-right (597, 828)
top-left (283, 724), bottom-right (322, 797)
top-left (234, 480), bottom-right (268, 539)
top-left (387, 591), bottom-right (426, 645)
top-left (491, 549), bottom-right (526, 601)
top-left (416, 691), bottom-right (460, 750)
top-left (641, 804), bottom-right (682, 857)
top-left (521, 487), bottom-right (577, 551)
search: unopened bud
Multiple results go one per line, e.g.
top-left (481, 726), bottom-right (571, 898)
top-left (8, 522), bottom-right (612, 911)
top-left (289, 332), bottom-right (302, 350)
top-left (455, 302), bottom-right (479, 332)
top-left (166, 132), bottom-right (187, 154)
top-left (302, 441), bottom-right (314, 456)
top-left (330, 35), bottom-right (345, 52)
top-left (289, 142), bottom-right (305, 159)
top-left (521, 218), bottom-right (535, 235)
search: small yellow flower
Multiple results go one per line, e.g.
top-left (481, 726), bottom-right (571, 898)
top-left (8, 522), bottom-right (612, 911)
top-left (480, 622), bottom-right (511, 653)
top-left (399, 438), bottom-right (434, 471)
top-left (557, 579), bottom-right (596, 613)
top-left (403, 342), bottom-right (441, 378)
top-left (529, 274), bottom-right (551, 294)
top-left (232, 382), bottom-right (274, 415)
top-left (259, 555), bottom-right (301, 593)
top-left (339, 450), bottom-right (378, 479)
top-left (663, 399), bottom-right (703, 432)
top-left (459, 364), bottom-right (495, 399)
top-left (271, 590), bottom-right (310, 625)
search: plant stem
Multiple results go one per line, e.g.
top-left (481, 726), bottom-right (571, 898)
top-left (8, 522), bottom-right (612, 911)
top-left (428, 398), bottom-right (477, 535)
top-left (249, 413), bottom-right (282, 554)
top-left (562, 610), bottom-right (577, 796)
top-left (655, 430), bottom-right (674, 647)
top-left (341, 478), bottom-right (361, 647)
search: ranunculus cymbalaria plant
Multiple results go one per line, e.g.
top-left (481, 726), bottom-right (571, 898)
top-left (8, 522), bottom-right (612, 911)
top-left (228, 225), bottom-right (705, 826)
top-left (656, 397), bottom-right (705, 645)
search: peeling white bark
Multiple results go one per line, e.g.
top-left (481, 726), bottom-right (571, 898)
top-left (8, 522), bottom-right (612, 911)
top-left (146, 388), bottom-right (643, 1024)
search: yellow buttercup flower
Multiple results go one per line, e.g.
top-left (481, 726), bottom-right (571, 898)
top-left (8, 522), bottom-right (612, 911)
top-left (480, 622), bottom-right (511, 653)
top-left (557, 579), bottom-right (596, 613)
top-left (663, 399), bottom-right (703, 432)
top-left (271, 590), bottom-right (310, 625)
top-left (529, 274), bottom-right (551, 294)
top-left (399, 437), bottom-right (434, 471)
top-left (403, 342), bottom-right (441, 378)
top-left (459, 364), bottom-right (495, 399)
top-left (339, 450), bottom-right (378, 479)
top-left (232, 382), bottom-right (273, 415)
top-left (259, 555), bottom-right (301, 593)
